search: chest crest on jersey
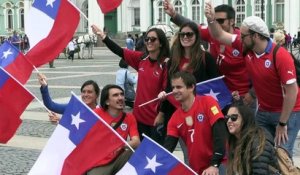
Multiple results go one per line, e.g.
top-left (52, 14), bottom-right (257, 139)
top-left (185, 116), bottom-right (193, 126)
top-left (120, 123), bottom-right (127, 131)
top-left (232, 49), bottom-right (240, 57)
top-left (196, 113), bottom-right (204, 122)
top-left (265, 59), bottom-right (271, 68)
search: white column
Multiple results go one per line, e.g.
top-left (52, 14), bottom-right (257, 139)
top-left (88, 0), bottom-right (104, 34)
top-left (284, 0), bottom-right (299, 36)
top-left (140, 0), bottom-right (152, 32)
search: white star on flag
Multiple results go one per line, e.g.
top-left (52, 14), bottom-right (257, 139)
top-left (2, 48), bottom-right (13, 59)
top-left (71, 112), bottom-right (85, 130)
top-left (204, 89), bottom-right (220, 101)
top-left (144, 155), bottom-right (162, 173)
top-left (46, 0), bottom-right (56, 8)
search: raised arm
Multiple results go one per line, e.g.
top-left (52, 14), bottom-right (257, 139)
top-left (38, 73), bottom-right (67, 114)
top-left (204, 2), bottom-right (234, 46)
top-left (91, 25), bottom-right (124, 58)
top-left (163, 0), bottom-right (191, 26)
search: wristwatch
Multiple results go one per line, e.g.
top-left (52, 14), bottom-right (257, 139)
top-left (279, 121), bottom-right (287, 126)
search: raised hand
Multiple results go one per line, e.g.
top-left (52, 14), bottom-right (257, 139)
top-left (163, 0), bottom-right (176, 18)
top-left (91, 25), bottom-right (106, 40)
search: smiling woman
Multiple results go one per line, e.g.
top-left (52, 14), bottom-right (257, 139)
top-left (226, 104), bottom-right (279, 175)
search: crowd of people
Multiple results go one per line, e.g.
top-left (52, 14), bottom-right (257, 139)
top-left (34, 1), bottom-right (300, 174)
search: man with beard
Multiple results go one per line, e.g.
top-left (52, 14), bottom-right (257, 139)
top-left (204, 3), bottom-right (300, 158)
top-left (87, 84), bottom-right (140, 175)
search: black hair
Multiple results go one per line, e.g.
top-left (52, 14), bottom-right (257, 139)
top-left (100, 84), bottom-right (124, 110)
top-left (119, 59), bottom-right (128, 68)
top-left (171, 71), bottom-right (196, 94)
top-left (80, 80), bottom-right (100, 98)
top-left (146, 28), bottom-right (170, 63)
top-left (215, 4), bottom-right (235, 20)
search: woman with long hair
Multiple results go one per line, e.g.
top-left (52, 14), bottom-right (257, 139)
top-left (91, 25), bottom-right (170, 144)
top-left (226, 104), bottom-right (279, 174)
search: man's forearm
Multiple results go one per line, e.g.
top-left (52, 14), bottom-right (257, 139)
top-left (280, 83), bottom-right (298, 123)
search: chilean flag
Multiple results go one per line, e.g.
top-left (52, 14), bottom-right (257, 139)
top-left (29, 94), bottom-right (126, 175)
top-left (117, 134), bottom-right (197, 175)
top-left (0, 67), bottom-right (34, 143)
top-left (97, 0), bottom-right (123, 14)
top-left (196, 76), bottom-right (232, 109)
top-left (25, 0), bottom-right (80, 67)
top-left (0, 41), bottom-right (33, 84)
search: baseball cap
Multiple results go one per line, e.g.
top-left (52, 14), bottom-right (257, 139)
top-left (242, 16), bottom-right (270, 38)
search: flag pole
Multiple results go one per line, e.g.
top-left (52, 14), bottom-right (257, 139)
top-left (0, 67), bottom-right (52, 114)
top-left (68, 0), bottom-right (89, 22)
top-left (139, 75), bottom-right (225, 108)
top-left (138, 91), bottom-right (173, 108)
top-left (71, 92), bottom-right (135, 152)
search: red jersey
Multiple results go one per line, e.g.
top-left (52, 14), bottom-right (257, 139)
top-left (200, 26), bottom-right (250, 95)
top-left (93, 108), bottom-right (139, 165)
top-left (123, 49), bottom-right (168, 125)
top-left (232, 39), bottom-right (300, 112)
top-left (167, 96), bottom-right (224, 173)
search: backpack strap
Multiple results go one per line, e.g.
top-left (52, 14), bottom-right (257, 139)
top-left (113, 112), bottom-right (126, 130)
top-left (273, 44), bottom-right (281, 73)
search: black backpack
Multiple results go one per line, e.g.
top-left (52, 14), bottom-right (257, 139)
top-left (273, 44), bottom-right (300, 86)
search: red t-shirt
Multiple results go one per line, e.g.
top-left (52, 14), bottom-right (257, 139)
top-left (167, 96), bottom-right (224, 174)
top-left (200, 26), bottom-right (250, 95)
top-left (232, 39), bottom-right (300, 111)
top-left (123, 49), bottom-right (168, 125)
top-left (93, 108), bottom-right (139, 165)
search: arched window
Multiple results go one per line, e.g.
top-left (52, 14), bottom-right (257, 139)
top-left (7, 9), bottom-right (13, 30)
top-left (236, 0), bottom-right (245, 26)
top-left (191, 0), bottom-right (200, 23)
top-left (174, 0), bottom-right (182, 15)
top-left (275, 0), bottom-right (284, 23)
top-left (20, 9), bottom-right (24, 29)
top-left (158, 1), bottom-right (166, 23)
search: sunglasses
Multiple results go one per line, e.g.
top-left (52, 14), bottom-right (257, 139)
top-left (215, 18), bottom-right (228, 24)
top-left (144, 37), bottom-right (157, 43)
top-left (178, 32), bottom-right (195, 38)
top-left (225, 114), bottom-right (239, 122)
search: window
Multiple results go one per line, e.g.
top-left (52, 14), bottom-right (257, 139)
top-left (158, 1), bottom-right (166, 23)
top-left (174, 0), bottom-right (182, 15)
top-left (20, 9), bottom-right (24, 29)
top-left (275, 0), bottom-right (284, 23)
top-left (254, 0), bottom-right (265, 20)
top-left (7, 9), bottom-right (13, 30)
top-left (236, 0), bottom-right (245, 26)
top-left (192, 0), bottom-right (200, 23)
top-left (133, 8), bottom-right (140, 26)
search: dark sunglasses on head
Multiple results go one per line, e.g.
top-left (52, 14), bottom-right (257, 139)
top-left (225, 114), bottom-right (239, 122)
top-left (178, 32), bottom-right (195, 38)
top-left (144, 37), bottom-right (157, 43)
top-left (216, 18), bottom-right (227, 24)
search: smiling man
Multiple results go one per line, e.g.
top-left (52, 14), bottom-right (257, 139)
top-left (163, 71), bottom-right (227, 175)
top-left (88, 84), bottom-right (140, 175)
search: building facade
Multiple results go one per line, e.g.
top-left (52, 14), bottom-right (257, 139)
top-left (0, 0), bottom-right (299, 37)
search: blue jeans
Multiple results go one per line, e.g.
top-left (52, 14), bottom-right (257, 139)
top-left (255, 110), bottom-right (300, 157)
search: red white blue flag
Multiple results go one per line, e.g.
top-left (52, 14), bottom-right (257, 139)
top-left (0, 41), bottom-right (33, 84)
top-left (25, 0), bottom-right (80, 67)
top-left (196, 76), bottom-right (232, 109)
top-left (29, 94), bottom-right (126, 175)
top-left (0, 67), bottom-right (34, 143)
top-left (117, 134), bottom-right (197, 175)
